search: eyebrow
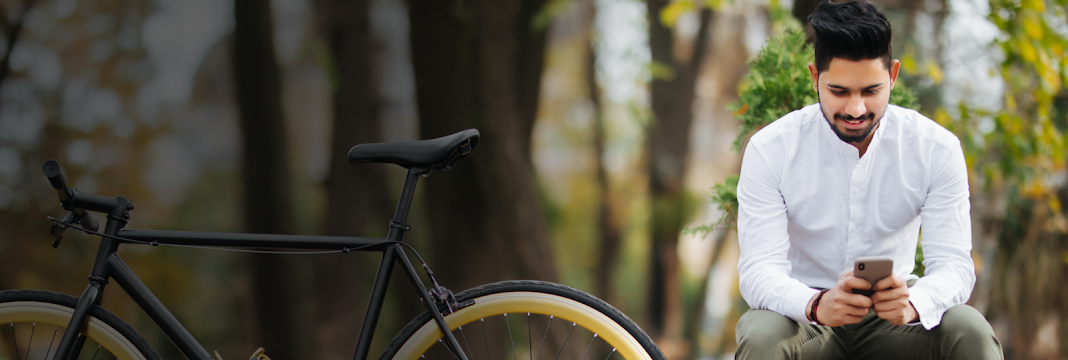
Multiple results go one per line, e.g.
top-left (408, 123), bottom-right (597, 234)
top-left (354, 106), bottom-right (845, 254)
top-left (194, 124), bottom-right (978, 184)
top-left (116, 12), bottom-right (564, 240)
top-left (827, 83), bottom-right (885, 91)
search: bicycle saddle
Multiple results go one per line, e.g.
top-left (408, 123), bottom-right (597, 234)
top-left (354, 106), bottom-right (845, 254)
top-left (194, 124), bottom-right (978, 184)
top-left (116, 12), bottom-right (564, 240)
top-left (348, 128), bottom-right (480, 173)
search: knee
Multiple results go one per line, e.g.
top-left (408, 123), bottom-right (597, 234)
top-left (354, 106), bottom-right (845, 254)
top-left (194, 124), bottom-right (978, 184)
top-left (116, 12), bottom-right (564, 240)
top-left (937, 305), bottom-right (1002, 351)
top-left (736, 310), bottom-right (799, 351)
top-left (939, 306), bottom-right (995, 338)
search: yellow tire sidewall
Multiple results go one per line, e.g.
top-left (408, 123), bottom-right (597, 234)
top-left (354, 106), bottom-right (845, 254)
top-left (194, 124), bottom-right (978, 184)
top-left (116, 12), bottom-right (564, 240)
top-left (392, 291), bottom-right (650, 360)
top-left (0, 301), bottom-right (147, 360)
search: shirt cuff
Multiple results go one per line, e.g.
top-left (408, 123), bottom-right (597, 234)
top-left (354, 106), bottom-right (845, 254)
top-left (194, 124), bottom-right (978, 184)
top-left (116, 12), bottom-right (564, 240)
top-left (909, 287), bottom-right (941, 330)
top-left (784, 286), bottom-right (821, 325)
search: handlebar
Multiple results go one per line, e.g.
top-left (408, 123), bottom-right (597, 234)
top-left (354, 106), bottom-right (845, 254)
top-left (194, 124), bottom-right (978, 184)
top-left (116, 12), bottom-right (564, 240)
top-left (42, 161), bottom-right (105, 234)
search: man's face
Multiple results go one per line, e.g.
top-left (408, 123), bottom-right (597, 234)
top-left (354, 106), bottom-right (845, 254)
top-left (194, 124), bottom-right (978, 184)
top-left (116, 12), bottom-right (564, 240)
top-left (808, 58), bottom-right (900, 144)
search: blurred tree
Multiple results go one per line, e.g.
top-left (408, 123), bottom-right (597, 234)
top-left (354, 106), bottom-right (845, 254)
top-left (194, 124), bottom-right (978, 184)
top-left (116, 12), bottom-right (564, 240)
top-left (407, 0), bottom-right (557, 289)
top-left (231, 0), bottom-right (302, 357)
top-left (579, 0), bottom-right (623, 303)
top-left (644, 0), bottom-right (713, 356)
top-left (0, 0), bottom-right (35, 89)
top-left (309, 0), bottom-right (393, 358)
top-left (936, 0), bottom-right (1068, 357)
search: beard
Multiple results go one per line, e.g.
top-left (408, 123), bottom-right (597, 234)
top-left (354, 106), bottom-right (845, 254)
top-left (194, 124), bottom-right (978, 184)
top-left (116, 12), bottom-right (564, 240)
top-left (818, 99), bottom-right (881, 144)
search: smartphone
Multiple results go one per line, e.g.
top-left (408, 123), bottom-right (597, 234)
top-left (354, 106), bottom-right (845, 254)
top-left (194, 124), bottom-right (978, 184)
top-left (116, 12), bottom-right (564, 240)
top-left (851, 256), bottom-right (893, 296)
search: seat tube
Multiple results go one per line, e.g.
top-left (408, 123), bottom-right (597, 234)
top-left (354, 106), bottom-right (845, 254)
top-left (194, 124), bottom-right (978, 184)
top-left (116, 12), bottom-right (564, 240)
top-left (52, 214), bottom-right (127, 360)
top-left (387, 168), bottom-right (425, 240)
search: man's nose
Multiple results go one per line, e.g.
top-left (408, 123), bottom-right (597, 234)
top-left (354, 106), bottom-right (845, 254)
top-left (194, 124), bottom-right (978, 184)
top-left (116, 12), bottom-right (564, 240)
top-left (845, 96), bottom-right (867, 118)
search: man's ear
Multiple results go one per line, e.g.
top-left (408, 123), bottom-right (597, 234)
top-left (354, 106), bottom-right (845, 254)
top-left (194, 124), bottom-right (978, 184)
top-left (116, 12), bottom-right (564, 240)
top-left (889, 59), bottom-right (900, 89)
top-left (808, 62), bottom-right (819, 93)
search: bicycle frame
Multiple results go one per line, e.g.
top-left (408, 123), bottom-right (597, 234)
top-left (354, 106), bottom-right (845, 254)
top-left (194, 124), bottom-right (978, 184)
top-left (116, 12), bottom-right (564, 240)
top-left (50, 167), bottom-right (468, 360)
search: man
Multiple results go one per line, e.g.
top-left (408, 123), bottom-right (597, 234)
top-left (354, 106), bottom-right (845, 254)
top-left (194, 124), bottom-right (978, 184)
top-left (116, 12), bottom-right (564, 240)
top-left (733, 1), bottom-right (1003, 359)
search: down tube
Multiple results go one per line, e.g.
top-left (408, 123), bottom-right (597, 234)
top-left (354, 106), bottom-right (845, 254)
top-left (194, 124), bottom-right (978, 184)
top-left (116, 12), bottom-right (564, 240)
top-left (107, 254), bottom-right (213, 360)
top-left (352, 245), bottom-right (398, 360)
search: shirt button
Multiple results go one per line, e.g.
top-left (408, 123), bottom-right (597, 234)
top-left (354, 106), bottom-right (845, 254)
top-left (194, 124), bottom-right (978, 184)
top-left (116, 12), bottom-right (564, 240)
top-left (853, 188), bottom-right (862, 195)
top-left (850, 225), bottom-right (856, 232)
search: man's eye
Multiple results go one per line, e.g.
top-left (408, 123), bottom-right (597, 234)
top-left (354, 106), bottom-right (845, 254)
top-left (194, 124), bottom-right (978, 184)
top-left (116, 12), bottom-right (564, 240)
top-left (831, 91), bottom-right (847, 96)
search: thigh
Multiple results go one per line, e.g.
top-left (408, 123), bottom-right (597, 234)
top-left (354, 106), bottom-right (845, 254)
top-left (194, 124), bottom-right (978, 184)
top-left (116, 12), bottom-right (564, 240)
top-left (735, 309), bottom-right (843, 360)
top-left (849, 315), bottom-right (941, 360)
top-left (849, 305), bottom-right (1002, 360)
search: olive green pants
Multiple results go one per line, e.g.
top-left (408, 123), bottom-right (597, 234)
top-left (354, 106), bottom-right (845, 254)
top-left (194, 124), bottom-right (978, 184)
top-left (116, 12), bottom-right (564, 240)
top-left (735, 305), bottom-right (1003, 359)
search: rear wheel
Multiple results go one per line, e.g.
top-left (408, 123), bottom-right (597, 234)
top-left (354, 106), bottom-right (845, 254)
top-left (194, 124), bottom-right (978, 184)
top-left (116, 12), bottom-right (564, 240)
top-left (381, 280), bottom-right (663, 360)
top-left (0, 289), bottom-right (159, 360)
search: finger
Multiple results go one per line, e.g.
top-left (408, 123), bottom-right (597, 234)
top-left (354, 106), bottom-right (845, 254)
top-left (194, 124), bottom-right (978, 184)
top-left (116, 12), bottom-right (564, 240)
top-left (874, 274), bottom-right (905, 291)
top-left (833, 301), bottom-right (871, 318)
top-left (871, 286), bottom-right (909, 303)
top-left (873, 300), bottom-right (905, 313)
top-left (840, 269), bottom-right (854, 279)
top-left (840, 293), bottom-right (874, 308)
top-left (875, 311), bottom-right (908, 325)
top-left (841, 314), bottom-right (866, 325)
top-left (843, 276), bottom-right (871, 291)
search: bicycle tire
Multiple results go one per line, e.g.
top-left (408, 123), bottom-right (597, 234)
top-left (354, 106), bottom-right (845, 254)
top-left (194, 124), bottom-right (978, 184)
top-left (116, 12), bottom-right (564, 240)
top-left (0, 289), bottom-right (160, 360)
top-left (381, 280), bottom-right (664, 360)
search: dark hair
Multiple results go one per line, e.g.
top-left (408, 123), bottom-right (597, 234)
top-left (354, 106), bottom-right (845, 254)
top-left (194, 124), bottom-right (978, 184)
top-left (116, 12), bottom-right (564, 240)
top-left (808, 1), bottom-right (892, 73)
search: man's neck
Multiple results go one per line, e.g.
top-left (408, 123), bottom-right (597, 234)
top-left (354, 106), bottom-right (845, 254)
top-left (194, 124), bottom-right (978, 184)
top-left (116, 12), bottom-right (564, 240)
top-left (849, 124), bottom-right (879, 157)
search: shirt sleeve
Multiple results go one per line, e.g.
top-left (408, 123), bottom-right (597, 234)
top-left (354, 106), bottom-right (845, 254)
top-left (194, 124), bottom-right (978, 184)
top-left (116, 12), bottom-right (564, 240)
top-left (736, 141), bottom-right (820, 324)
top-left (910, 142), bottom-right (975, 330)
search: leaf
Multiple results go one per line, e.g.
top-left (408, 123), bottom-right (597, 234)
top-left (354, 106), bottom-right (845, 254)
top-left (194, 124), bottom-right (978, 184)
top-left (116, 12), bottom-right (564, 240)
top-left (733, 103), bottom-right (748, 116)
top-left (660, 1), bottom-right (696, 28)
top-left (925, 60), bottom-right (944, 85)
top-left (900, 54), bottom-right (919, 75)
top-left (1022, 0), bottom-right (1047, 12)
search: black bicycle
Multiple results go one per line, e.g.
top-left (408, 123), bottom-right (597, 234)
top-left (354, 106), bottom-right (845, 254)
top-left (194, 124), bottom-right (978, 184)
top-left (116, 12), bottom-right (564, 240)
top-left (0, 129), bottom-right (663, 360)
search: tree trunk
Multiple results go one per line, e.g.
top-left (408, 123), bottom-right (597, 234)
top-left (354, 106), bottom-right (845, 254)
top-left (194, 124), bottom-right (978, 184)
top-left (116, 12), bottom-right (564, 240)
top-left (408, 0), bottom-right (555, 290)
top-left (644, 1), bottom-right (712, 358)
top-left (584, 0), bottom-right (622, 302)
top-left (311, 0), bottom-right (394, 358)
top-left (231, 0), bottom-right (301, 357)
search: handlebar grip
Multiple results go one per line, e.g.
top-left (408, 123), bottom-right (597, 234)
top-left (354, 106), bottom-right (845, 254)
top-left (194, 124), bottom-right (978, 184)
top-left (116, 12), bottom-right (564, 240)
top-left (42, 160), bottom-right (67, 190)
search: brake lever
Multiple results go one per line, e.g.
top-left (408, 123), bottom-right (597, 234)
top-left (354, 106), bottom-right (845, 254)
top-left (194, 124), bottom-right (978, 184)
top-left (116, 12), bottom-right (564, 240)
top-left (48, 210), bottom-right (100, 248)
top-left (49, 212), bottom-right (76, 248)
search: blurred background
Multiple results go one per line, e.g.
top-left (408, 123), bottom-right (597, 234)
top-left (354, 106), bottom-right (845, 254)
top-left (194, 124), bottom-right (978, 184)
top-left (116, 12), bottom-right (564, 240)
top-left (0, 0), bottom-right (1064, 359)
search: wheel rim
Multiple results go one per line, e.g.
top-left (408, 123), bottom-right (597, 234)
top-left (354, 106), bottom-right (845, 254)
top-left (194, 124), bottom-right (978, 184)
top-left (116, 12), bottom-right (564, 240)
top-left (0, 301), bottom-right (146, 360)
top-left (393, 292), bottom-right (650, 360)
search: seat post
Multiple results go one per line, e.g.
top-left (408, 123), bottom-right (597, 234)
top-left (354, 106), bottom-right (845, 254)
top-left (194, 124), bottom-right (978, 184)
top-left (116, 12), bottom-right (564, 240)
top-left (387, 167), bottom-right (428, 241)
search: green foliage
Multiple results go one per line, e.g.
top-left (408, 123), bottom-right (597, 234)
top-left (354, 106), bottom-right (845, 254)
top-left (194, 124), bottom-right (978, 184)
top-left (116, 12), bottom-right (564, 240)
top-left (726, 31), bottom-right (816, 151)
top-left (683, 174), bottom-right (738, 238)
top-left (727, 31), bottom-right (920, 152)
top-left (686, 30), bottom-right (923, 238)
top-left (948, 0), bottom-right (1068, 210)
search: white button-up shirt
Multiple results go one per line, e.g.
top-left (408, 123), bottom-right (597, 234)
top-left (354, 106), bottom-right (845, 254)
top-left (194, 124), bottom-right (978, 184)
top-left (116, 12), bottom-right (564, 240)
top-left (736, 104), bottom-right (975, 330)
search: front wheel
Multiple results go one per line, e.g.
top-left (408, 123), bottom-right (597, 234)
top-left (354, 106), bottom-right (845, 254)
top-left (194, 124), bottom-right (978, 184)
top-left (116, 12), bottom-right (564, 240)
top-left (381, 280), bottom-right (663, 360)
top-left (0, 289), bottom-right (159, 360)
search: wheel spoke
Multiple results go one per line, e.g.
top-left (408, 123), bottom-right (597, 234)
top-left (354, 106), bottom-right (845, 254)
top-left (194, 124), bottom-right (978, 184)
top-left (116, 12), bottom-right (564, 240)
top-left (11, 323), bottom-right (20, 360)
top-left (438, 338), bottom-right (460, 360)
top-left (26, 322), bottom-right (35, 360)
top-left (44, 326), bottom-right (59, 360)
top-left (534, 315), bottom-right (553, 360)
top-left (552, 322), bottom-right (575, 360)
top-left (580, 334), bottom-right (598, 360)
top-left (602, 348), bottom-right (616, 360)
top-left (90, 344), bottom-right (102, 360)
top-left (458, 326), bottom-right (475, 360)
top-left (526, 313), bottom-right (531, 360)
top-left (480, 318), bottom-right (491, 360)
top-left (503, 313), bottom-right (516, 360)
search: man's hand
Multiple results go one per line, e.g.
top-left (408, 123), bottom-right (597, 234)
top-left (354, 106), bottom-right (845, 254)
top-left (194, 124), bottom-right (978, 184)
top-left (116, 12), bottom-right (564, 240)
top-left (807, 270), bottom-right (872, 327)
top-left (871, 274), bottom-right (919, 325)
